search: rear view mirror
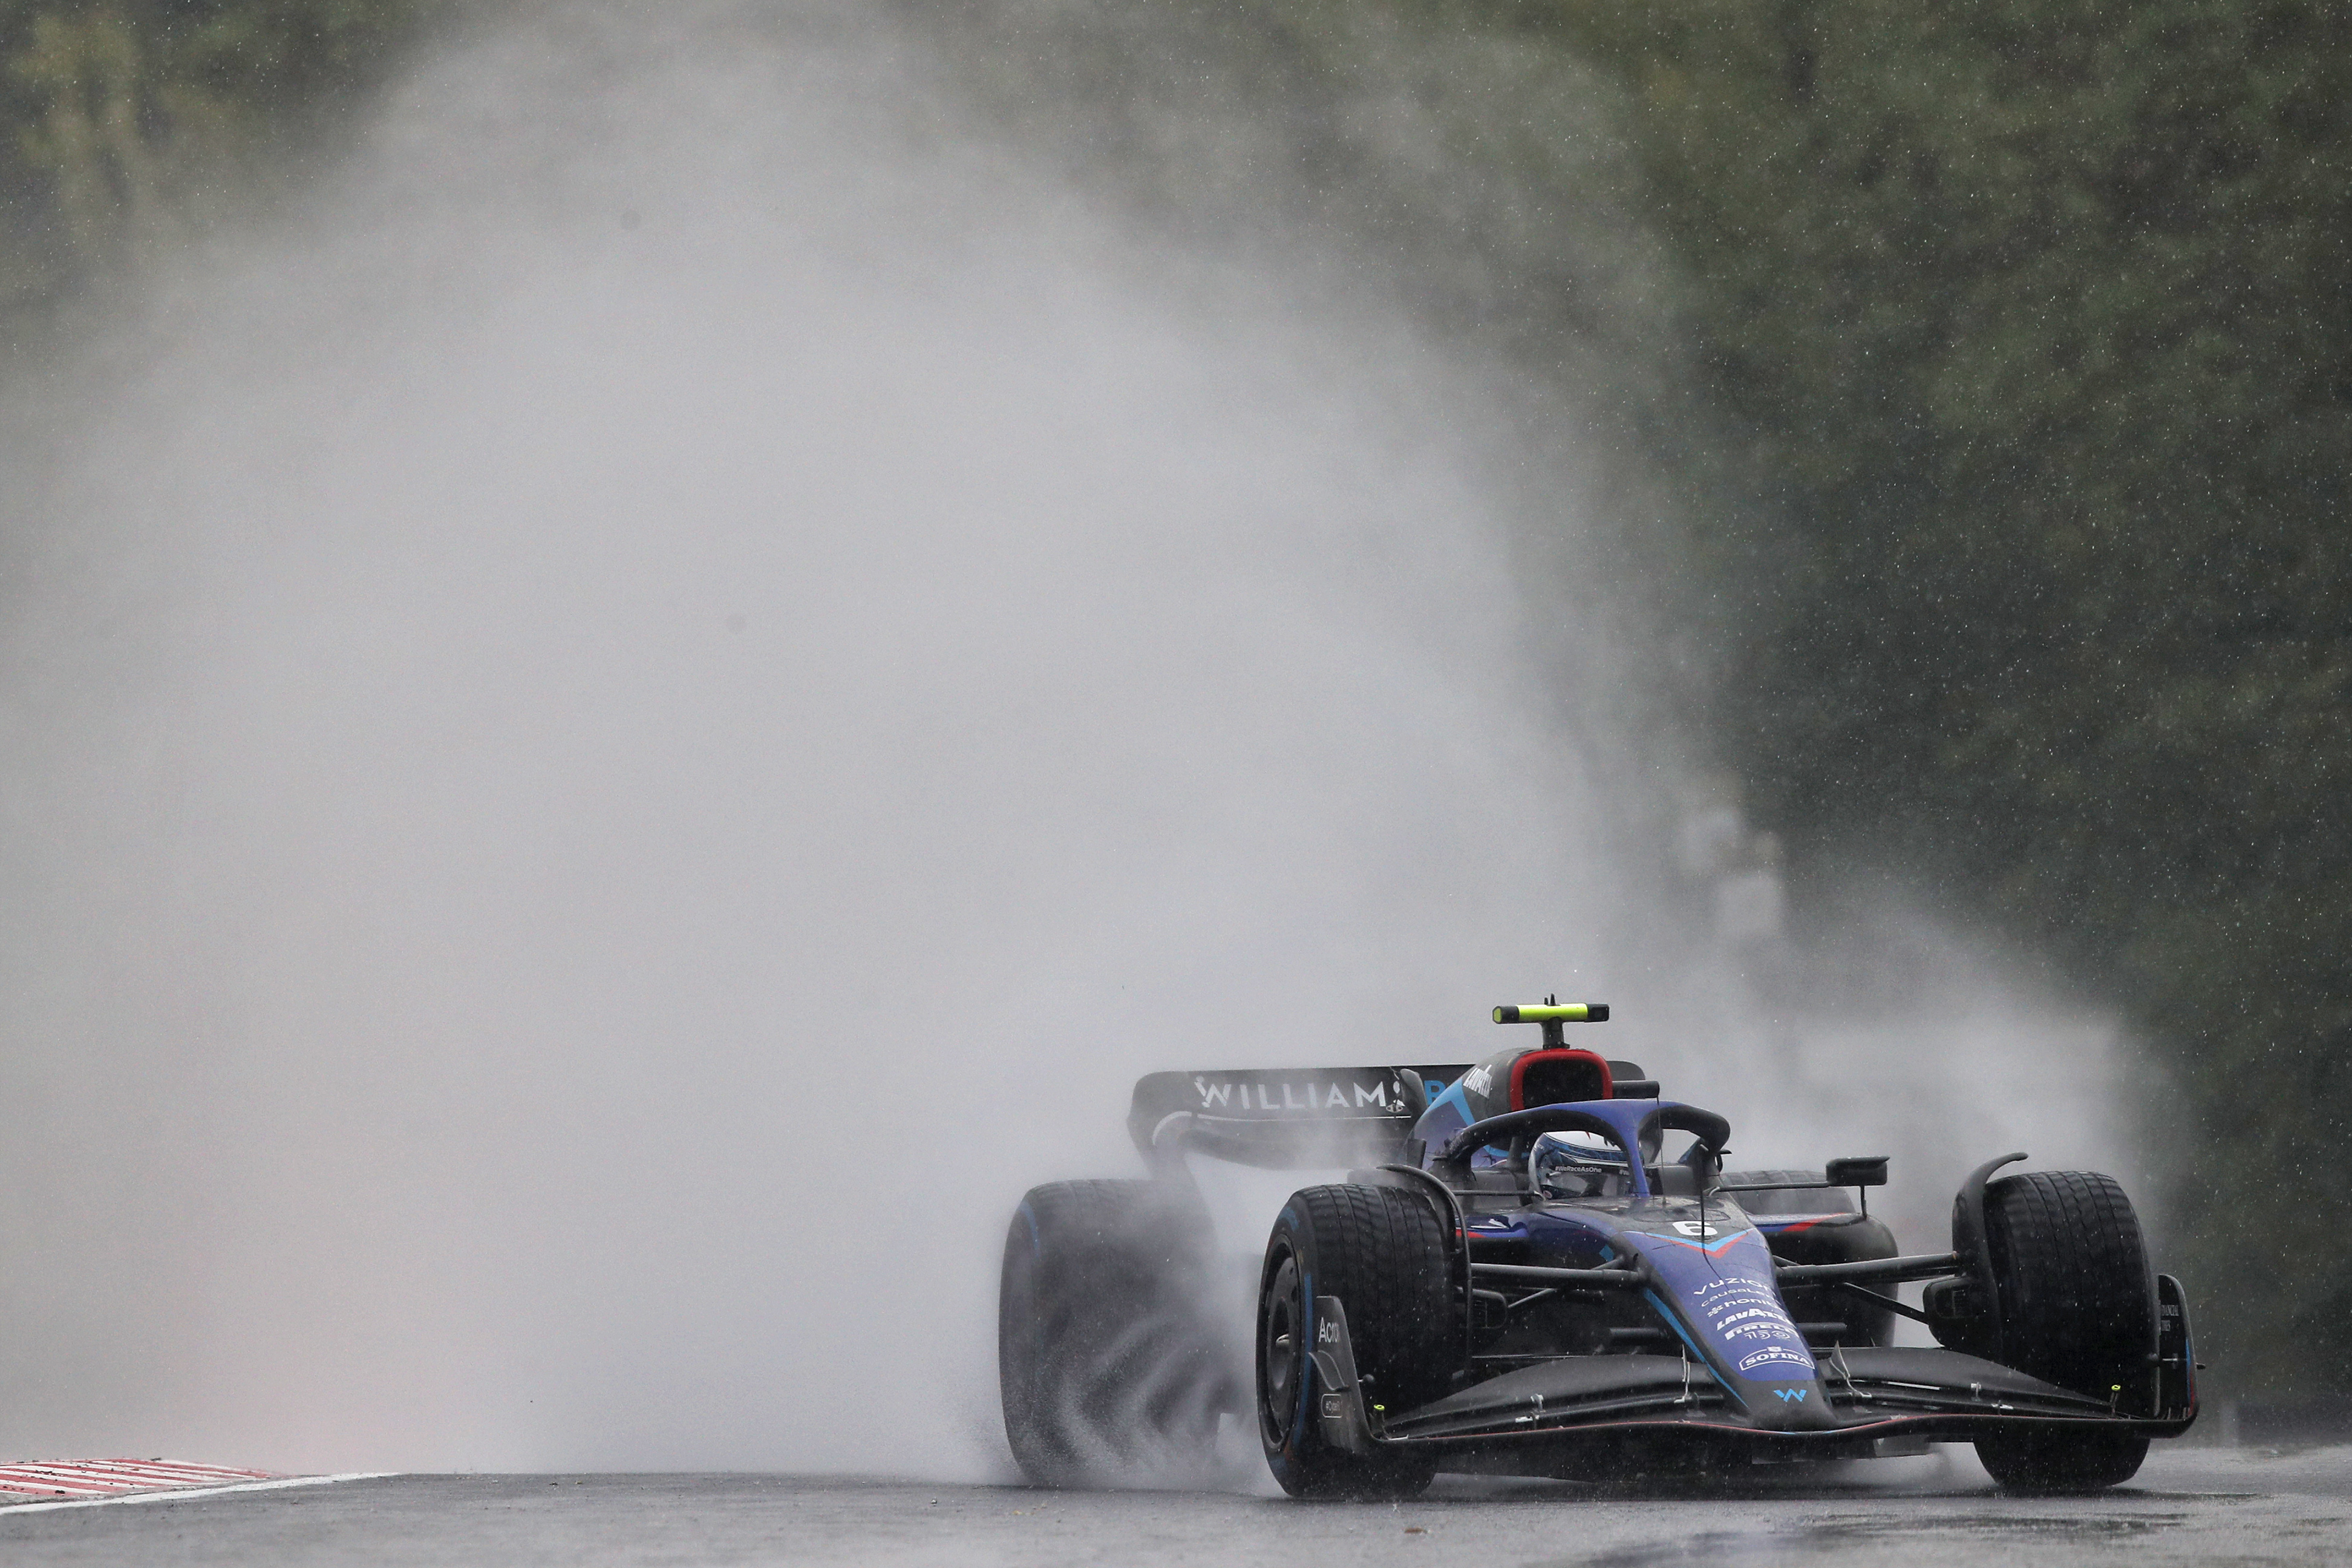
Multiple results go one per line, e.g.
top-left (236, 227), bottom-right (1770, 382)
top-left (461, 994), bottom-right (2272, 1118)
top-left (1826, 1155), bottom-right (1889, 1188)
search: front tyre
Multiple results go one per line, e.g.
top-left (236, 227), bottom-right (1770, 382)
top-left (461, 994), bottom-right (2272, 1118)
top-left (1256, 1184), bottom-right (1453, 1500)
top-left (1975, 1428), bottom-right (2149, 1492)
top-left (1972, 1169), bottom-right (2156, 1491)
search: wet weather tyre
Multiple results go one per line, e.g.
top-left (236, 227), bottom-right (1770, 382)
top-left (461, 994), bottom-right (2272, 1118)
top-left (1720, 1170), bottom-right (1857, 1217)
top-left (999, 1180), bottom-right (1227, 1488)
top-left (1974, 1426), bottom-right (2149, 1492)
top-left (1728, 1171), bottom-right (1896, 1348)
top-left (1972, 1169), bottom-right (2155, 1491)
top-left (1256, 1184), bottom-right (1454, 1500)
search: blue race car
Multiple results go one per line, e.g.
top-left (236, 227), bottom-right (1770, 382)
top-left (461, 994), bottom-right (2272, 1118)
top-left (999, 1003), bottom-right (2197, 1495)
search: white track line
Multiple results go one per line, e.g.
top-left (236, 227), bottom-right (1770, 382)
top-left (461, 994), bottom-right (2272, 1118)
top-left (0, 1472), bottom-right (394, 1516)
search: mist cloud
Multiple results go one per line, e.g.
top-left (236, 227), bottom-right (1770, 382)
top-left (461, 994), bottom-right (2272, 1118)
top-left (0, 4), bottom-right (1636, 1474)
top-left (0, 1), bottom-right (2128, 1477)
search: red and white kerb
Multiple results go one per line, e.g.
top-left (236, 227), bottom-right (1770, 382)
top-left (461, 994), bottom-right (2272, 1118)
top-left (0, 1459), bottom-right (278, 1497)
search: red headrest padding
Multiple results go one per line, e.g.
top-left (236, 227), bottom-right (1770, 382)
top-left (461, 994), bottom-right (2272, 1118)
top-left (1509, 1048), bottom-right (1615, 1110)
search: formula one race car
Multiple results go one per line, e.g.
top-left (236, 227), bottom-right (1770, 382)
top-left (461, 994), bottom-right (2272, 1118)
top-left (999, 1004), bottom-right (2198, 1496)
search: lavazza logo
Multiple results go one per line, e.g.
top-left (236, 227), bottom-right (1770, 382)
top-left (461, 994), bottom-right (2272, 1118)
top-left (1691, 1276), bottom-right (1811, 1357)
top-left (1194, 1075), bottom-right (1399, 1115)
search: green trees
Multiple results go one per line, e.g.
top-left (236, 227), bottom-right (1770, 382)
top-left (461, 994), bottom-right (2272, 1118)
top-left (0, 0), bottom-right (437, 312)
top-left (1531, 0), bottom-right (2352, 1393)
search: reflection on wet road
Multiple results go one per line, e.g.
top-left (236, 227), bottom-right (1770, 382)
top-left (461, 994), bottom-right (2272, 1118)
top-left (0, 1446), bottom-right (2342, 1566)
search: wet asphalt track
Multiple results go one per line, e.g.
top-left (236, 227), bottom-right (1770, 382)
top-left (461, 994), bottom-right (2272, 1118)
top-left (0, 1446), bottom-right (2344, 1566)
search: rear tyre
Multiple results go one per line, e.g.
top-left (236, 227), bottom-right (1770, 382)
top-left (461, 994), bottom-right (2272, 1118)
top-left (1720, 1169), bottom-right (1858, 1218)
top-left (1972, 1169), bottom-right (2156, 1492)
top-left (1256, 1184), bottom-right (1454, 1500)
top-left (999, 1180), bottom-right (1229, 1488)
top-left (1730, 1171), bottom-right (1898, 1348)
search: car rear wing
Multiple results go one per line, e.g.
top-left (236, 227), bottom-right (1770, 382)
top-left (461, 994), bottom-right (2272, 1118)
top-left (1128, 1065), bottom-right (1471, 1170)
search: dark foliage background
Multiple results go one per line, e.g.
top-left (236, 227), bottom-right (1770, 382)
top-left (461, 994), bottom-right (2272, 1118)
top-left (0, 0), bottom-right (437, 316)
top-left (1, 0), bottom-right (2341, 1399)
top-left (1524, 0), bottom-right (2351, 1398)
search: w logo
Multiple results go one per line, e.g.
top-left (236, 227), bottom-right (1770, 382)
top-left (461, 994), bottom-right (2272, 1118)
top-left (1772, 1388), bottom-right (1808, 1403)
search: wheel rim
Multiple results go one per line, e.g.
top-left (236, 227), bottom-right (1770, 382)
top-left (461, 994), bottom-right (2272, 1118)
top-left (1260, 1248), bottom-right (1304, 1444)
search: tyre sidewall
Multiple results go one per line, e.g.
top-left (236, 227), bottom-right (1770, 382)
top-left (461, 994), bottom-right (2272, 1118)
top-left (1256, 1202), bottom-right (1332, 1494)
top-left (999, 1200), bottom-right (1074, 1484)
